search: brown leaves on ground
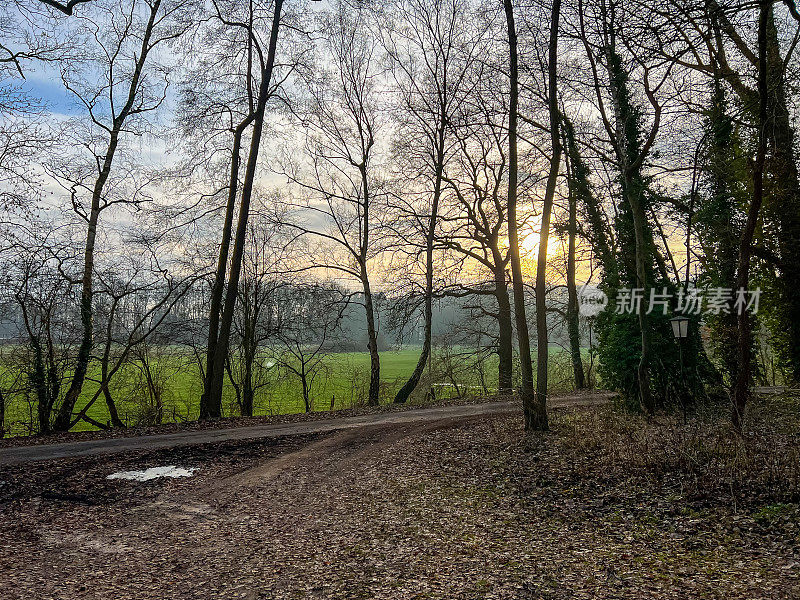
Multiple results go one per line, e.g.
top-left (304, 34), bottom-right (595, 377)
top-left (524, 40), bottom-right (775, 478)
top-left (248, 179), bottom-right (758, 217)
top-left (0, 398), bottom-right (798, 599)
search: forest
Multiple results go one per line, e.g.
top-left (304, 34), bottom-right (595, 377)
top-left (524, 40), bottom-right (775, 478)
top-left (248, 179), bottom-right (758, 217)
top-left (0, 1), bottom-right (799, 596)
top-left (0, 0), bottom-right (795, 436)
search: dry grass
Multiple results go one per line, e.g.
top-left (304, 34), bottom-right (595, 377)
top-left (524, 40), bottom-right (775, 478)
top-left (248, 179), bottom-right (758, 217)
top-left (554, 391), bottom-right (800, 508)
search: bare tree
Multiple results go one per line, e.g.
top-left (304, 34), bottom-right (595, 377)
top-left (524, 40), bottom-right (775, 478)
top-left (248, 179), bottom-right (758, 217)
top-left (226, 198), bottom-right (291, 416)
top-left (200, 0), bottom-right (286, 418)
top-left (378, 0), bottom-right (485, 404)
top-left (272, 283), bottom-right (346, 413)
top-left (503, 0), bottom-right (540, 429)
top-left (67, 255), bottom-right (198, 429)
top-left (281, 4), bottom-right (386, 406)
top-left (1, 230), bottom-right (76, 433)
top-left (575, 0), bottom-right (677, 413)
top-left (438, 89), bottom-right (515, 394)
top-left (562, 125), bottom-right (586, 389)
top-left (530, 0), bottom-right (563, 429)
top-left (42, 0), bottom-right (186, 431)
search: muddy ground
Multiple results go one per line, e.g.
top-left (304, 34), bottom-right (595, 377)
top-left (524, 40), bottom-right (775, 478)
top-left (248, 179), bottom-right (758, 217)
top-left (0, 405), bottom-right (798, 599)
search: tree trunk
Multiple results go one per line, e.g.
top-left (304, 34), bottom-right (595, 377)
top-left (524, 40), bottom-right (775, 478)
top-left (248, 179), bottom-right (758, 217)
top-left (52, 237), bottom-right (95, 432)
top-left (19, 300), bottom-right (53, 433)
top-left (101, 385), bottom-right (124, 429)
top-left (225, 357), bottom-right (241, 412)
top-left (241, 302), bottom-right (256, 417)
top-left (392, 285), bottom-right (431, 403)
top-left (533, 0), bottom-right (562, 429)
top-left (242, 350), bottom-right (254, 417)
top-left (206, 0), bottom-right (283, 417)
top-left (566, 173), bottom-right (586, 389)
top-left (301, 367), bottom-right (311, 413)
top-left (764, 8), bottom-right (800, 383)
top-left (32, 342), bottom-right (50, 433)
top-left (142, 358), bottom-right (163, 425)
top-left (363, 275), bottom-right (381, 406)
top-left (99, 325), bottom-right (125, 428)
top-left (563, 116), bottom-right (617, 288)
top-left (732, 2), bottom-right (769, 429)
top-left (627, 187), bottom-right (654, 413)
top-left (700, 76), bottom-right (741, 384)
top-left (201, 116), bottom-right (251, 419)
top-left (503, 0), bottom-right (538, 430)
top-left (495, 266), bottom-right (514, 394)
top-left (358, 136), bottom-right (380, 405)
top-left (602, 26), bottom-right (655, 414)
top-left (394, 117), bottom-right (445, 404)
top-left (201, 0), bottom-right (260, 418)
top-left (53, 142), bottom-right (112, 431)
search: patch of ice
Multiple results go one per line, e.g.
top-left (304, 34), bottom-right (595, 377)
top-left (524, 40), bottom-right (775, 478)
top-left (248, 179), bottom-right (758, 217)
top-left (106, 465), bottom-right (197, 482)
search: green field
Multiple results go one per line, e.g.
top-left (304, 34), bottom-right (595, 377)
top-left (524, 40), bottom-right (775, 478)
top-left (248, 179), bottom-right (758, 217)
top-left (2, 347), bottom-right (587, 436)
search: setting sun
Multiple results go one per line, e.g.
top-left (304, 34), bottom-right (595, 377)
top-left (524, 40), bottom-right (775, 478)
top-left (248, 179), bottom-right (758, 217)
top-left (519, 225), bottom-right (563, 263)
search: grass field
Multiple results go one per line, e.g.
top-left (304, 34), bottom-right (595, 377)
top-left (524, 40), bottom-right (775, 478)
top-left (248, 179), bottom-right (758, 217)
top-left (1, 346), bottom-right (588, 436)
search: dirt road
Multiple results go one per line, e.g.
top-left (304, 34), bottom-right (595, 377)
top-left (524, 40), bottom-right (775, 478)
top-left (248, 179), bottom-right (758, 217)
top-left (0, 393), bottom-right (611, 465)
top-left (1, 392), bottom-right (794, 600)
top-left (3, 390), bottom-right (799, 600)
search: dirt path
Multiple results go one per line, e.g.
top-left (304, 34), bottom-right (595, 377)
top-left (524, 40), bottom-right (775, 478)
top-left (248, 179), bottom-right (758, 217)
top-left (0, 393), bottom-right (611, 465)
top-left (1, 415), bottom-right (500, 599)
top-left (209, 417), bottom-right (463, 498)
top-left (1, 396), bottom-right (796, 599)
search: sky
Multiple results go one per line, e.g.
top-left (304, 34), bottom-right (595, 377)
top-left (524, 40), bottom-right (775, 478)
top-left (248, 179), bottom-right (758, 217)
top-left (15, 57), bottom-right (83, 115)
top-left (2, 0), bottom-right (692, 293)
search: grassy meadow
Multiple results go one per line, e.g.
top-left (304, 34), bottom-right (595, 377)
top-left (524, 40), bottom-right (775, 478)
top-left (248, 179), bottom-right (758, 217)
top-left (1, 346), bottom-right (589, 436)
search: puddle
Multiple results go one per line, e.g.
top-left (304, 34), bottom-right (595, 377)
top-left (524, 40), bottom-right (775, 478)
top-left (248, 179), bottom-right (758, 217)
top-left (106, 466), bottom-right (197, 482)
